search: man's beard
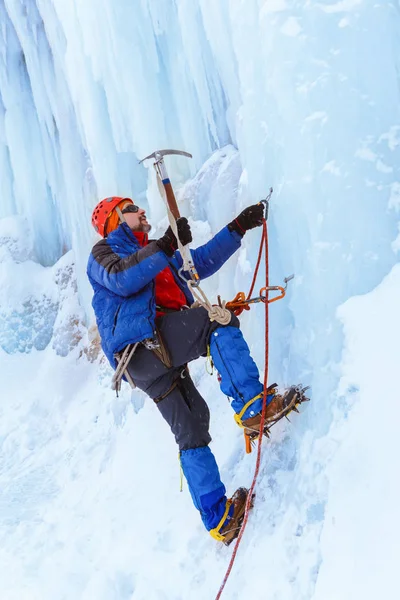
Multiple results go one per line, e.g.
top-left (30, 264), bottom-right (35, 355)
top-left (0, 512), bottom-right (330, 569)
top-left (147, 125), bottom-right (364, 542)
top-left (132, 219), bottom-right (152, 233)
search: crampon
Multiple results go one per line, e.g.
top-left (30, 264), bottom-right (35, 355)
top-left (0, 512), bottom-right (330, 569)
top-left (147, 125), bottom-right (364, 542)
top-left (222, 491), bottom-right (256, 547)
top-left (243, 384), bottom-right (310, 454)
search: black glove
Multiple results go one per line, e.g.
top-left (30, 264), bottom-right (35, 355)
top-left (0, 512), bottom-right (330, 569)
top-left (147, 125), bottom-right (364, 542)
top-left (227, 204), bottom-right (265, 237)
top-left (156, 217), bottom-right (192, 257)
top-left (176, 217), bottom-right (192, 246)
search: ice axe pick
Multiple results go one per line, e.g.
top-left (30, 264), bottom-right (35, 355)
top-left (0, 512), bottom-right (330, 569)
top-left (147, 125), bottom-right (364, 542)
top-left (139, 149), bottom-right (200, 286)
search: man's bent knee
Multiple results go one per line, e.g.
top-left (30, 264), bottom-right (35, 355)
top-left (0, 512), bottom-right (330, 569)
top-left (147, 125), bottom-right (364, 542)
top-left (155, 384), bottom-right (211, 451)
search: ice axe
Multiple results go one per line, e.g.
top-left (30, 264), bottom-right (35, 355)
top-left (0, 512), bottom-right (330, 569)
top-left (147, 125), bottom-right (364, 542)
top-left (139, 149), bottom-right (200, 286)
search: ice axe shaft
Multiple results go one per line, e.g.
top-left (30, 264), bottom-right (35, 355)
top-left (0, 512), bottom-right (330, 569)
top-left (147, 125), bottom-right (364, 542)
top-left (139, 148), bottom-right (200, 286)
top-left (162, 180), bottom-right (180, 220)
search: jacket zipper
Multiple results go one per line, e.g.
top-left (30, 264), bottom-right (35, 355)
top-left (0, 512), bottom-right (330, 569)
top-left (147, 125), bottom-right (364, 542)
top-left (112, 304), bottom-right (122, 336)
top-left (214, 336), bottom-right (243, 400)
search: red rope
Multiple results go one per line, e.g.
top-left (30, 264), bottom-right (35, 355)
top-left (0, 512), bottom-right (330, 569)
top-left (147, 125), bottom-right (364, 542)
top-left (215, 220), bottom-right (269, 599)
top-left (247, 224), bottom-right (266, 300)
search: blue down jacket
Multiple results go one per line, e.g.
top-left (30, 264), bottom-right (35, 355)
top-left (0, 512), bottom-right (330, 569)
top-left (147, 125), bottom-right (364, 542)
top-left (87, 222), bottom-right (242, 366)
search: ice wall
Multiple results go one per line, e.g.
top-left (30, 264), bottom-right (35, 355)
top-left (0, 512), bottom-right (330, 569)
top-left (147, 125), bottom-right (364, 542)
top-left (0, 0), bottom-right (398, 324)
top-left (0, 216), bottom-right (85, 355)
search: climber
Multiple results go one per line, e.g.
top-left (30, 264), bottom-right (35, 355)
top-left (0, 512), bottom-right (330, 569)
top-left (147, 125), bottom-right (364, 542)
top-left (87, 196), bottom-right (294, 545)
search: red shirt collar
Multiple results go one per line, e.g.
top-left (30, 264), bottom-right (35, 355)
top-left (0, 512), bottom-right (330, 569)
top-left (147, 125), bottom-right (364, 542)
top-left (133, 231), bottom-right (149, 246)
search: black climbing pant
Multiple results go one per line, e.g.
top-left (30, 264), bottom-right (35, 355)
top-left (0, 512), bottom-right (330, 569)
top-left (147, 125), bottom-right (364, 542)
top-left (126, 306), bottom-right (240, 451)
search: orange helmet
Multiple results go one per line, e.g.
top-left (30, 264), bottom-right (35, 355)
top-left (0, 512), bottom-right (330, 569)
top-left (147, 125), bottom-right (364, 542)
top-left (91, 196), bottom-right (134, 237)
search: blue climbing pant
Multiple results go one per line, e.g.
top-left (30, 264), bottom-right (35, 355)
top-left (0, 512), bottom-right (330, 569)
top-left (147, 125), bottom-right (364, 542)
top-left (209, 326), bottom-right (264, 419)
top-left (180, 446), bottom-right (228, 530)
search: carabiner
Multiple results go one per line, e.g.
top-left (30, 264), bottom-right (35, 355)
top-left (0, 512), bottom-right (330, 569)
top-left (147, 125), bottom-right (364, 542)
top-left (260, 285), bottom-right (286, 304)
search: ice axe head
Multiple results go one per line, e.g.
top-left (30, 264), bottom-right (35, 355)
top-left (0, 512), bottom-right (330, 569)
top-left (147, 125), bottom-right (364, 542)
top-left (139, 149), bottom-right (192, 220)
top-left (139, 149), bottom-right (192, 164)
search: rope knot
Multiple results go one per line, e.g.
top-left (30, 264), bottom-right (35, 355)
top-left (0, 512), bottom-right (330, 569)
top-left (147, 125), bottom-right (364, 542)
top-left (207, 305), bottom-right (231, 325)
top-left (187, 281), bottom-right (232, 325)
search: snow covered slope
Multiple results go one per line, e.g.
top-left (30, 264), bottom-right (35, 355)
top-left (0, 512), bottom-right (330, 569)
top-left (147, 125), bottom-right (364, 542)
top-left (1, 1), bottom-right (400, 598)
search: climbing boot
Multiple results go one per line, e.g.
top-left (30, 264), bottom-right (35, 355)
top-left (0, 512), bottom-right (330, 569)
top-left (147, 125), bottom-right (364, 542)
top-left (241, 384), bottom-right (310, 452)
top-left (209, 487), bottom-right (253, 546)
top-left (242, 384), bottom-right (289, 433)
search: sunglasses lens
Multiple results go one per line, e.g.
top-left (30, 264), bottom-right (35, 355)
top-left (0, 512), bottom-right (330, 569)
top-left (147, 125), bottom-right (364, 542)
top-left (122, 205), bottom-right (139, 214)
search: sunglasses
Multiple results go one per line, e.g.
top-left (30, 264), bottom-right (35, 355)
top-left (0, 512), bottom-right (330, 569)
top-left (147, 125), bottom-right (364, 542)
top-left (121, 204), bottom-right (140, 214)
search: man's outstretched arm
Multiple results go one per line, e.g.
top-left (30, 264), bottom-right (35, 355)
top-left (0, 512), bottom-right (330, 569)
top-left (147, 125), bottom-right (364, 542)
top-left (175, 204), bottom-right (265, 280)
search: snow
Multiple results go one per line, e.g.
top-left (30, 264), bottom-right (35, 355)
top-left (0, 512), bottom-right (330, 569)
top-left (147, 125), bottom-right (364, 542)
top-left (315, 264), bottom-right (400, 600)
top-left (0, 0), bottom-right (400, 599)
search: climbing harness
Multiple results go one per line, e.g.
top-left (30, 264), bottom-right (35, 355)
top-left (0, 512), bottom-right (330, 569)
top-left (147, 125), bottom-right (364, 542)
top-left (111, 342), bottom-right (139, 394)
top-left (112, 328), bottom-right (172, 395)
top-left (153, 367), bottom-right (188, 404)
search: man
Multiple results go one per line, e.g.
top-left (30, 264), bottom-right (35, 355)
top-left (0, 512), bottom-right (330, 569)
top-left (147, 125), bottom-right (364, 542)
top-left (87, 196), bottom-right (294, 545)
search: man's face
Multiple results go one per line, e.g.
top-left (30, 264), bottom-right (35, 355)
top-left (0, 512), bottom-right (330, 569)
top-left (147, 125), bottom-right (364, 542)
top-left (122, 203), bottom-right (151, 233)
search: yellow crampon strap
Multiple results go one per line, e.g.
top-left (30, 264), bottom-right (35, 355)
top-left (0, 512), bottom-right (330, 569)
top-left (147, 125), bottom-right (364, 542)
top-left (179, 454), bottom-right (184, 492)
top-left (205, 344), bottom-right (214, 375)
top-left (209, 499), bottom-right (232, 542)
top-left (233, 392), bottom-right (264, 428)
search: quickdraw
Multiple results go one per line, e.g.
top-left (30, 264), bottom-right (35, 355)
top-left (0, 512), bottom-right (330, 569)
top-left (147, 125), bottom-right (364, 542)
top-left (222, 275), bottom-right (294, 316)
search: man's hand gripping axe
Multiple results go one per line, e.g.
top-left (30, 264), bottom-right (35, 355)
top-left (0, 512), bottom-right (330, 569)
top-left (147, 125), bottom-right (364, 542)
top-left (140, 149), bottom-right (200, 286)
